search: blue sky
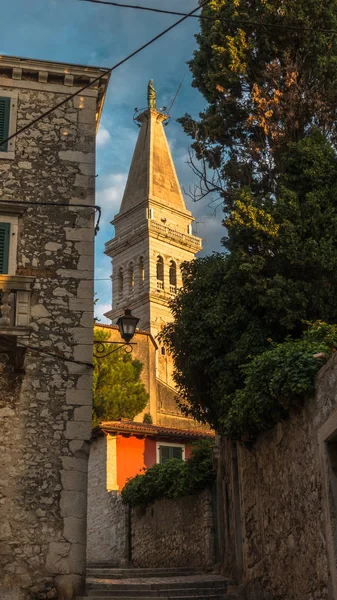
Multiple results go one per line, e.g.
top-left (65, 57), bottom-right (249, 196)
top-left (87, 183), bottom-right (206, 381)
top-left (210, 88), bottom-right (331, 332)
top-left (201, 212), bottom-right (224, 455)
top-left (2, 0), bottom-right (224, 322)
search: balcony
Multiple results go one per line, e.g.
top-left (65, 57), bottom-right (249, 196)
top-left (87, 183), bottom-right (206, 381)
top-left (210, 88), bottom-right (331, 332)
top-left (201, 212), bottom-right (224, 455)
top-left (149, 220), bottom-right (202, 252)
top-left (0, 275), bottom-right (35, 336)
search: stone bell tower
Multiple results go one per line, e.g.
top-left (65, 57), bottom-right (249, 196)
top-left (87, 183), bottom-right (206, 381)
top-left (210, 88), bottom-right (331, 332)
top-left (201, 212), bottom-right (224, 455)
top-left (105, 82), bottom-right (201, 384)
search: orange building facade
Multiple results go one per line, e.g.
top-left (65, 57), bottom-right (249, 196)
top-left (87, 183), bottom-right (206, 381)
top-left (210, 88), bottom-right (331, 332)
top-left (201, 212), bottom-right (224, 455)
top-left (93, 421), bottom-right (211, 491)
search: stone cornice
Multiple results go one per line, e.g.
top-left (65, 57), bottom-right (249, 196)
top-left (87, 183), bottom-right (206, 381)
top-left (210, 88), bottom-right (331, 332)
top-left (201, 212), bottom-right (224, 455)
top-left (0, 202), bottom-right (27, 216)
top-left (111, 196), bottom-right (194, 227)
top-left (0, 54), bottom-right (111, 129)
top-left (0, 55), bottom-right (110, 82)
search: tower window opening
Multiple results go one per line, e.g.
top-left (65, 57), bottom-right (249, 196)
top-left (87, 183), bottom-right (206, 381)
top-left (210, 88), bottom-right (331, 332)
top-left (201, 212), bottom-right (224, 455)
top-left (156, 256), bottom-right (164, 291)
top-left (169, 260), bottom-right (177, 294)
top-left (118, 268), bottom-right (124, 298)
top-left (129, 262), bottom-right (134, 293)
top-left (161, 346), bottom-right (166, 356)
top-left (139, 256), bottom-right (145, 285)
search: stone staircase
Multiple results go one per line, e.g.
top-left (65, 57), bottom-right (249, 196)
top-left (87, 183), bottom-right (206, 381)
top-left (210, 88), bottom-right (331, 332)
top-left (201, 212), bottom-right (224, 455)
top-left (78, 567), bottom-right (236, 600)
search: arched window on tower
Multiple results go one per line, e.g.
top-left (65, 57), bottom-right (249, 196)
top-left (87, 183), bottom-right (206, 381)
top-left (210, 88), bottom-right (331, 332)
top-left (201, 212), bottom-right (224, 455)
top-left (169, 260), bottom-right (177, 294)
top-left (129, 262), bottom-right (135, 294)
top-left (139, 256), bottom-right (145, 288)
top-left (118, 268), bottom-right (124, 298)
top-left (156, 256), bottom-right (164, 291)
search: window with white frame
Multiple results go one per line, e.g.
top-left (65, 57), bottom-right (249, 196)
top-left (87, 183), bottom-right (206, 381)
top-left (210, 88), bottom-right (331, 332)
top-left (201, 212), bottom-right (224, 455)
top-left (0, 215), bottom-right (18, 274)
top-left (156, 441), bottom-right (185, 464)
top-left (0, 90), bottom-right (18, 160)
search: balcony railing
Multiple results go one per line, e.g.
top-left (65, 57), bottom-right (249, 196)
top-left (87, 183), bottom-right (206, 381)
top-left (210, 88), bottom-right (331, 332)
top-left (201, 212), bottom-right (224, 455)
top-left (0, 275), bottom-right (35, 334)
top-left (169, 285), bottom-right (177, 295)
top-left (157, 280), bottom-right (164, 291)
top-left (149, 220), bottom-right (202, 251)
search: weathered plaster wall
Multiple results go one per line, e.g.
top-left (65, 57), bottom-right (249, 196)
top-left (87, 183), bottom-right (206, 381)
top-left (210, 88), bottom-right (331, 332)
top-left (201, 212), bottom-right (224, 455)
top-left (219, 355), bottom-right (337, 600)
top-left (87, 437), bottom-right (129, 567)
top-left (131, 489), bottom-right (215, 568)
top-left (156, 380), bottom-right (204, 430)
top-left (0, 61), bottom-right (108, 600)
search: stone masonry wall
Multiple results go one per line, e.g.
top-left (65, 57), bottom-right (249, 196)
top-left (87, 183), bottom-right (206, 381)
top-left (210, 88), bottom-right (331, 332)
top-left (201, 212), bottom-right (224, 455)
top-left (87, 437), bottom-right (129, 567)
top-left (131, 489), bottom-right (215, 568)
top-left (219, 354), bottom-right (337, 600)
top-left (0, 61), bottom-right (108, 600)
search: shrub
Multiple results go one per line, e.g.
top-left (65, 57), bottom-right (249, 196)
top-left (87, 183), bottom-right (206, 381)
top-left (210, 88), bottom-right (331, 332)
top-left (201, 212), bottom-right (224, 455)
top-left (224, 321), bottom-right (337, 439)
top-left (121, 439), bottom-right (215, 507)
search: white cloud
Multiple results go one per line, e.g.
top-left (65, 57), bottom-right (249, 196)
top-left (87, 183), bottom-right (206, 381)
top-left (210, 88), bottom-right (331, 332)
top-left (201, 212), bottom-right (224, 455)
top-left (96, 126), bottom-right (111, 147)
top-left (96, 172), bottom-right (128, 225)
top-left (95, 303), bottom-right (112, 325)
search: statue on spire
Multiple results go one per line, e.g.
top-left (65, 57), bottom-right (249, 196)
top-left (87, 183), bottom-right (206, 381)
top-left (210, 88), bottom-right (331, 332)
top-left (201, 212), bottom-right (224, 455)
top-left (147, 79), bottom-right (156, 110)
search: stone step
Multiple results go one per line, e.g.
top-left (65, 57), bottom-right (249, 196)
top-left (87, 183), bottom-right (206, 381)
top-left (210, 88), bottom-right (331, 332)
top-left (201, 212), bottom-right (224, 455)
top-left (86, 581), bottom-right (227, 592)
top-left (79, 596), bottom-right (226, 600)
top-left (86, 569), bottom-right (204, 579)
top-left (86, 588), bottom-right (227, 598)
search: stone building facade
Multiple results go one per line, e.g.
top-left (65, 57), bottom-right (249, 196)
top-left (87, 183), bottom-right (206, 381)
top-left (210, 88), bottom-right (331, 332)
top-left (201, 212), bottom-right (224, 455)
top-left (0, 56), bottom-right (109, 600)
top-left (216, 354), bottom-right (337, 600)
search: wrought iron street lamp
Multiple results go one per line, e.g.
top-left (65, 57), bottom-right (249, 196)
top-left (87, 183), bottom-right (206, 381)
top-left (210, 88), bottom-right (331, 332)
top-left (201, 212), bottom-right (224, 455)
top-left (93, 309), bottom-right (139, 359)
top-left (117, 309), bottom-right (139, 343)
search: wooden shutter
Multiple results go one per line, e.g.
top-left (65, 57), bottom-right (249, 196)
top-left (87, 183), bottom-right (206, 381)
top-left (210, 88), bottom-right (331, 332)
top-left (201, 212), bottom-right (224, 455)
top-left (0, 223), bottom-right (10, 274)
top-left (0, 97), bottom-right (10, 152)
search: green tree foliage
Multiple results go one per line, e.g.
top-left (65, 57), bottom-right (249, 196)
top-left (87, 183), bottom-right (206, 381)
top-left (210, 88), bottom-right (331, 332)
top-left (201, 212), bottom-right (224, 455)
top-left (226, 322), bottom-right (337, 439)
top-left (161, 1), bottom-right (337, 438)
top-left (181, 0), bottom-right (337, 202)
top-left (160, 132), bottom-right (337, 434)
top-left (121, 439), bottom-right (215, 507)
top-left (93, 328), bottom-right (149, 425)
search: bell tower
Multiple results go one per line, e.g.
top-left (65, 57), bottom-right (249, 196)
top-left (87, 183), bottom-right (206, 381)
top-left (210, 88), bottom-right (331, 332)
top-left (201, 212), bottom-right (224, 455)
top-left (104, 84), bottom-right (202, 383)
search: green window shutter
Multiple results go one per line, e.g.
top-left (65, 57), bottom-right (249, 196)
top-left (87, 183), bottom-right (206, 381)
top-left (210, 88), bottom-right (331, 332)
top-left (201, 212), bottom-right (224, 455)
top-left (0, 223), bottom-right (11, 274)
top-left (0, 97), bottom-right (10, 152)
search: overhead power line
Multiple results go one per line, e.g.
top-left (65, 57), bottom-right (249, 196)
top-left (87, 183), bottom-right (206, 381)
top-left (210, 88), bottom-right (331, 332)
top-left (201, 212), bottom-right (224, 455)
top-left (0, 198), bottom-right (101, 235)
top-left (0, 0), bottom-right (212, 152)
top-left (0, 334), bottom-right (93, 368)
top-left (78, 0), bottom-right (337, 34)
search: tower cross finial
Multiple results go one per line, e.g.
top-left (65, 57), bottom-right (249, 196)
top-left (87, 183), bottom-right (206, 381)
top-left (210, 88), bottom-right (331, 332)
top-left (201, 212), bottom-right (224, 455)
top-left (147, 79), bottom-right (156, 110)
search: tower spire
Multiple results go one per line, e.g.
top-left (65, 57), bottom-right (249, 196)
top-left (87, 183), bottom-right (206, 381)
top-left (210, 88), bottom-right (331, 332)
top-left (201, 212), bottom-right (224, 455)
top-left (119, 103), bottom-right (187, 215)
top-left (105, 83), bottom-right (202, 337)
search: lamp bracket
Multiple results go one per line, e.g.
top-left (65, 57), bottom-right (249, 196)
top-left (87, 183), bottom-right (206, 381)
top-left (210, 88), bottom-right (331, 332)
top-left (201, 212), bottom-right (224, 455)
top-left (93, 340), bottom-right (136, 360)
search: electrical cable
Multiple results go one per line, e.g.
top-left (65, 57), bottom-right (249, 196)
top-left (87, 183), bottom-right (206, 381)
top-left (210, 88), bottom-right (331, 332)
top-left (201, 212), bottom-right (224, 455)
top-left (167, 75), bottom-right (186, 116)
top-left (0, 198), bottom-right (101, 235)
top-left (0, 0), bottom-right (213, 152)
top-left (0, 334), bottom-right (93, 368)
top-left (78, 0), bottom-right (337, 34)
